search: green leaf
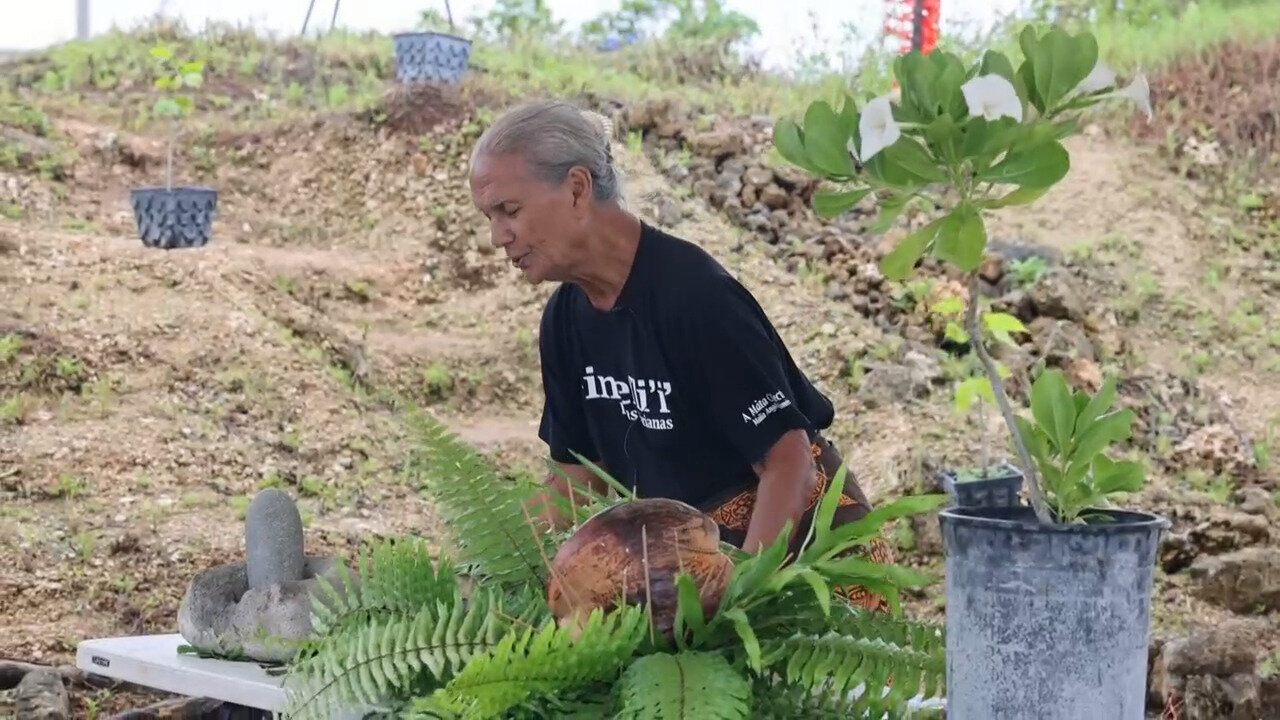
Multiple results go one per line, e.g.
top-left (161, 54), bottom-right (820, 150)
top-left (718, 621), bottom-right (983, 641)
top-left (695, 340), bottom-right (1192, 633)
top-left (149, 45), bottom-right (173, 61)
top-left (152, 97), bottom-right (180, 117)
top-left (978, 140), bottom-right (1070, 189)
top-left (881, 137), bottom-right (947, 183)
top-left (879, 214), bottom-right (947, 280)
top-left (1030, 369), bottom-right (1076, 454)
top-left (673, 574), bottom-right (707, 643)
top-left (772, 118), bottom-right (819, 175)
top-left (944, 321), bottom-right (969, 345)
top-left (981, 185), bottom-right (1050, 209)
top-left (617, 652), bottom-right (751, 720)
top-left (813, 186), bottom-right (870, 217)
top-left (722, 608), bottom-right (761, 672)
top-left (808, 494), bottom-right (949, 562)
top-left (802, 100), bottom-right (856, 178)
top-left (174, 96), bottom-right (193, 112)
top-left (796, 568), bottom-right (832, 618)
top-left (1034, 29), bottom-right (1099, 110)
top-left (933, 203), bottom-right (986, 271)
top-left (183, 73), bottom-right (204, 88)
top-left (1013, 414), bottom-right (1050, 469)
top-left (1092, 454), bottom-right (1145, 495)
top-left (1070, 409), bottom-right (1136, 466)
top-left (954, 376), bottom-right (994, 413)
top-left (180, 60), bottom-right (205, 75)
top-left (930, 295), bottom-right (965, 317)
top-left (1074, 375), bottom-right (1119, 434)
top-left (979, 50), bottom-right (1016, 84)
top-left (982, 311), bottom-right (1029, 346)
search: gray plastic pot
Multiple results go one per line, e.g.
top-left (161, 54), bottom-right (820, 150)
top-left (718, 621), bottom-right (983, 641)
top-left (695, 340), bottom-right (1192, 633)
top-left (940, 462), bottom-right (1024, 508)
top-left (130, 186), bottom-right (218, 249)
top-left (392, 31), bottom-right (472, 84)
top-left (939, 505), bottom-right (1169, 719)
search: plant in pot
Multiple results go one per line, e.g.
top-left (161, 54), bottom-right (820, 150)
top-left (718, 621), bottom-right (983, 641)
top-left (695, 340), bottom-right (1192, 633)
top-left (772, 25), bottom-right (1169, 719)
top-left (271, 411), bottom-right (953, 718)
top-left (929, 289), bottom-right (1027, 508)
top-left (131, 44), bottom-right (217, 250)
top-left (394, 0), bottom-right (473, 85)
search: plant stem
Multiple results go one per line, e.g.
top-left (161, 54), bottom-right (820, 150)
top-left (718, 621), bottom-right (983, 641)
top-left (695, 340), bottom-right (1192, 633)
top-left (166, 116), bottom-right (175, 192)
top-left (965, 272), bottom-right (1053, 524)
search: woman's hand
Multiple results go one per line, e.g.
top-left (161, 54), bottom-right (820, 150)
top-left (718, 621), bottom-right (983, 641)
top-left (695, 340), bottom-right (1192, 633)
top-left (526, 461), bottom-right (610, 532)
top-left (741, 428), bottom-right (818, 554)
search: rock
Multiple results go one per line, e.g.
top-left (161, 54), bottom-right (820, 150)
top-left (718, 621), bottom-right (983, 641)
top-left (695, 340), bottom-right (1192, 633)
top-left (690, 130), bottom-right (744, 159)
top-left (1163, 620), bottom-right (1263, 678)
top-left (14, 668), bottom-right (69, 719)
top-left (1159, 505), bottom-right (1273, 572)
top-left (759, 183), bottom-right (789, 210)
top-left (1188, 547), bottom-right (1280, 613)
top-left (1156, 620), bottom-right (1271, 720)
top-left (1236, 487), bottom-right (1277, 517)
top-left (1064, 357), bottom-right (1102, 392)
top-left (743, 166), bottom-right (773, 188)
top-left (825, 281), bottom-right (849, 300)
top-left (245, 488), bottom-right (306, 590)
top-left (1028, 270), bottom-right (1086, 320)
top-left (979, 254), bottom-right (1004, 284)
top-left (1172, 423), bottom-right (1254, 478)
top-left (1180, 674), bottom-right (1263, 719)
top-left (1029, 317), bottom-right (1096, 363)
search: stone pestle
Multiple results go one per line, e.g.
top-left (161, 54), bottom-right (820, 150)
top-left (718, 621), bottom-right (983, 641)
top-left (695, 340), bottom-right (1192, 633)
top-left (245, 487), bottom-right (306, 590)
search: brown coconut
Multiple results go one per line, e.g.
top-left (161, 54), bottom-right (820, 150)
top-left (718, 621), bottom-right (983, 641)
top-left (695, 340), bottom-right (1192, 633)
top-left (547, 498), bottom-right (734, 640)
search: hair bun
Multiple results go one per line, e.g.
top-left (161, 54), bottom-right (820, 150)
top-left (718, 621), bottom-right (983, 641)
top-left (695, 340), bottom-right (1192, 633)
top-left (579, 110), bottom-right (614, 145)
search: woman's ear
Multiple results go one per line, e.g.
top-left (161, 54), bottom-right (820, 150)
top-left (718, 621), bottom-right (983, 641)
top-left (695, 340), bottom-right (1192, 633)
top-left (566, 166), bottom-right (593, 209)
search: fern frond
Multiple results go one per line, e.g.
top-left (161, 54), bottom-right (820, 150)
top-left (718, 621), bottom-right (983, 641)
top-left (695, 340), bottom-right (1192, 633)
top-left (615, 651), bottom-right (751, 720)
top-left (405, 410), bottom-right (554, 586)
top-left (310, 535), bottom-right (460, 637)
top-left (280, 587), bottom-right (525, 720)
top-left (410, 606), bottom-right (649, 719)
top-left (757, 627), bottom-right (946, 719)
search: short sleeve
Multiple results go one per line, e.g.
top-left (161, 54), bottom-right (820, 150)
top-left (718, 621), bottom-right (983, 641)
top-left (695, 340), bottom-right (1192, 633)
top-left (678, 276), bottom-right (813, 466)
top-left (536, 293), bottom-right (596, 465)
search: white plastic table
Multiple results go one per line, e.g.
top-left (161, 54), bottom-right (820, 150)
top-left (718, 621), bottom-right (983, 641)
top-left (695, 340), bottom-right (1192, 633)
top-left (75, 633), bottom-right (287, 711)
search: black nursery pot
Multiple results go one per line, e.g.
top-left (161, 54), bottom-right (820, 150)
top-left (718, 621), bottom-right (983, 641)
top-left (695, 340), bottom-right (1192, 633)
top-left (130, 186), bottom-right (218, 250)
top-left (392, 31), bottom-right (473, 84)
top-left (940, 462), bottom-right (1024, 508)
top-left (939, 505), bottom-right (1170, 720)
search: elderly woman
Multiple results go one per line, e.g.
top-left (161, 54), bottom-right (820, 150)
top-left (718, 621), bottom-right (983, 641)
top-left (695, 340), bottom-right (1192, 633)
top-left (467, 99), bottom-right (894, 611)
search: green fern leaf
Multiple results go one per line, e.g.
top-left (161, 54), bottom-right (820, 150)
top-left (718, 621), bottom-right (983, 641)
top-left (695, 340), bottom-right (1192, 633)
top-left (309, 535), bottom-right (459, 637)
top-left (281, 587), bottom-right (522, 720)
top-left (616, 650), bottom-right (751, 719)
top-left (759, 626), bottom-right (946, 718)
top-left (406, 411), bottom-right (555, 586)
top-left (415, 605), bottom-right (649, 719)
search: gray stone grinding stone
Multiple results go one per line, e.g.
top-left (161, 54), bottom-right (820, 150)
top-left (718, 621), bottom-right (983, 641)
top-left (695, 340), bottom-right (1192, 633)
top-left (245, 487), bottom-right (306, 590)
top-left (177, 555), bottom-right (349, 663)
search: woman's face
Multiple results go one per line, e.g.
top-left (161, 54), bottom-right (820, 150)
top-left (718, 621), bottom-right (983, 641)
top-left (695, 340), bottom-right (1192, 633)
top-left (469, 151), bottom-right (591, 285)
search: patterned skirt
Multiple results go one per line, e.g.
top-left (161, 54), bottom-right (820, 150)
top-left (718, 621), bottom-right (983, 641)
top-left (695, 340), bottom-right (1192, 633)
top-left (705, 439), bottom-right (896, 613)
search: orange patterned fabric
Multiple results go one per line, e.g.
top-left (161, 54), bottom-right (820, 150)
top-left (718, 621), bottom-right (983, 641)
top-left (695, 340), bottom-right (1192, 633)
top-left (708, 442), bottom-right (896, 613)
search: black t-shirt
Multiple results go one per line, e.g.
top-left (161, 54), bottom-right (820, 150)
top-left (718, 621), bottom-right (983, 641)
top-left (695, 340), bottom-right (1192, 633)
top-left (537, 221), bottom-right (835, 510)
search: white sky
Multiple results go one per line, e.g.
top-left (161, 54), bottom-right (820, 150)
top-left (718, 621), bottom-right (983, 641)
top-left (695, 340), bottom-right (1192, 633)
top-left (4, 1), bottom-right (1024, 71)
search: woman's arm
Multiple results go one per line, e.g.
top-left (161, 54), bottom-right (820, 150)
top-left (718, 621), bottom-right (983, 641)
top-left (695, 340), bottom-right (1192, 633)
top-left (526, 461), bottom-right (610, 532)
top-left (741, 428), bottom-right (818, 553)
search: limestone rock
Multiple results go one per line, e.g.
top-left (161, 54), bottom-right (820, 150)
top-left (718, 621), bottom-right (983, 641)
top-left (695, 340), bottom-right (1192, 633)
top-left (15, 668), bottom-right (69, 720)
top-left (1188, 547), bottom-right (1280, 613)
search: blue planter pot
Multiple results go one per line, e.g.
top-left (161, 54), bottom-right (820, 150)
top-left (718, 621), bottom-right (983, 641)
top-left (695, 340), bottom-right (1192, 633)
top-left (940, 462), bottom-right (1024, 508)
top-left (939, 505), bottom-right (1170, 719)
top-left (130, 186), bottom-right (218, 250)
top-left (392, 31), bottom-right (472, 84)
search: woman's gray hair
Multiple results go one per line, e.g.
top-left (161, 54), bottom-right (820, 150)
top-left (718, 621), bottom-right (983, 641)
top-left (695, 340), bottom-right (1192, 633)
top-left (470, 99), bottom-right (622, 203)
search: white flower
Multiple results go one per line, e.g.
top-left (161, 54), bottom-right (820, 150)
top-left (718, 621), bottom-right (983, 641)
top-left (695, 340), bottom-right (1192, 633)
top-left (961, 74), bottom-right (1023, 123)
top-left (1074, 60), bottom-right (1117, 95)
top-left (859, 95), bottom-right (900, 162)
top-left (1118, 72), bottom-right (1153, 121)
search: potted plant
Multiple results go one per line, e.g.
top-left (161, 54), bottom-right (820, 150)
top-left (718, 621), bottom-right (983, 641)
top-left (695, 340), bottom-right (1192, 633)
top-left (131, 44), bottom-right (217, 250)
top-left (772, 25), bottom-right (1169, 719)
top-left (393, 1), bottom-right (473, 85)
